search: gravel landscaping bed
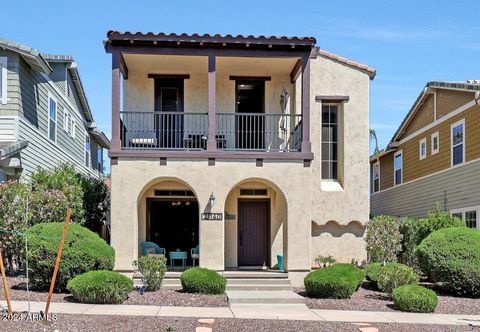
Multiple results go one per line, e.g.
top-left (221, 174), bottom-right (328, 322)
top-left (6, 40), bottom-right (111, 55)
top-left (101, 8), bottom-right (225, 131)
top-left (4, 276), bottom-right (228, 307)
top-left (1, 314), bottom-right (475, 332)
top-left (297, 282), bottom-right (480, 315)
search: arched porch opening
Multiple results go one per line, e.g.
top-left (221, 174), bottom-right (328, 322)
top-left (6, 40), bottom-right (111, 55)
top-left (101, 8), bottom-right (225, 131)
top-left (223, 178), bottom-right (288, 270)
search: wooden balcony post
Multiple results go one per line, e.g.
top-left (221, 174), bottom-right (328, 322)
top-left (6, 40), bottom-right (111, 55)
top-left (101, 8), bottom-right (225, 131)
top-left (301, 55), bottom-right (311, 154)
top-left (207, 54), bottom-right (217, 151)
top-left (111, 51), bottom-right (121, 151)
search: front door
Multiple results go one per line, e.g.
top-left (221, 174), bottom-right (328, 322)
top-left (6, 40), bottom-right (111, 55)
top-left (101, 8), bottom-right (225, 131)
top-left (238, 200), bottom-right (269, 266)
top-left (154, 79), bottom-right (184, 148)
top-left (235, 80), bottom-right (265, 150)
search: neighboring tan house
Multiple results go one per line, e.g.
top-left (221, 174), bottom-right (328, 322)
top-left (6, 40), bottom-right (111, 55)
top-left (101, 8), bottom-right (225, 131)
top-left (0, 38), bottom-right (110, 181)
top-left (105, 31), bottom-right (375, 286)
top-left (370, 81), bottom-right (480, 229)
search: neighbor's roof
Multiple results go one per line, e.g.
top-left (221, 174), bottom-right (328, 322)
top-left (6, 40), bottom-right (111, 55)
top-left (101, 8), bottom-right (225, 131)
top-left (106, 31), bottom-right (317, 48)
top-left (0, 38), bottom-right (52, 73)
top-left (370, 80), bottom-right (480, 161)
top-left (313, 48), bottom-right (376, 79)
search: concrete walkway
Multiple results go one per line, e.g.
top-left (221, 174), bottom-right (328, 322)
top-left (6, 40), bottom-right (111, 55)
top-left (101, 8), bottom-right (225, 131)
top-left (2, 301), bottom-right (480, 326)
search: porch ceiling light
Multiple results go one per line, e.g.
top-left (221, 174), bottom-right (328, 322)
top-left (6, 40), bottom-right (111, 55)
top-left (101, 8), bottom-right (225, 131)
top-left (208, 192), bottom-right (216, 208)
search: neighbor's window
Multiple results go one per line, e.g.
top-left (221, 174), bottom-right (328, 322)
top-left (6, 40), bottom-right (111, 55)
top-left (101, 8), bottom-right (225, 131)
top-left (451, 207), bottom-right (479, 229)
top-left (0, 57), bottom-right (7, 104)
top-left (431, 132), bottom-right (439, 155)
top-left (372, 162), bottom-right (380, 193)
top-left (419, 138), bottom-right (427, 160)
top-left (322, 105), bottom-right (338, 180)
top-left (48, 96), bottom-right (57, 142)
top-left (394, 151), bottom-right (403, 185)
top-left (85, 134), bottom-right (90, 167)
top-left (451, 120), bottom-right (465, 166)
top-left (97, 148), bottom-right (103, 173)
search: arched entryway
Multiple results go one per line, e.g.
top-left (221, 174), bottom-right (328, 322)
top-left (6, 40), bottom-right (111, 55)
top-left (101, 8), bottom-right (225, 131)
top-left (137, 177), bottom-right (200, 269)
top-left (224, 178), bottom-right (288, 270)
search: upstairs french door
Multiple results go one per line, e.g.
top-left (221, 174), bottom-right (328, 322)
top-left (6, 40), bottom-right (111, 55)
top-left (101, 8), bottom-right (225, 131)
top-left (154, 79), bottom-right (184, 148)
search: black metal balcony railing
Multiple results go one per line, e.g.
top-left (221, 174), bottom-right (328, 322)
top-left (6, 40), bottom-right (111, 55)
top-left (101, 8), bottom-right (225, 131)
top-left (120, 111), bottom-right (302, 152)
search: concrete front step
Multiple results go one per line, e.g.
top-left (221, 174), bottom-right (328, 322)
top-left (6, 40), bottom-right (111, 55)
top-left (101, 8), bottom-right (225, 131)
top-left (226, 284), bottom-right (292, 291)
top-left (226, 278), bottom-right (291, 285)
top-left (222, 271), bottom-right (288, 279)
top-left (226, 291), bottom-right (304, 304)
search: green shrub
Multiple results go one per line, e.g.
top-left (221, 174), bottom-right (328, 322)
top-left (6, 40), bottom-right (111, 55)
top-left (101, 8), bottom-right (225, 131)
top-left (27, 223), bottom-right (115, 291)
top-left (135, 256), bottom-right (167, 291)
top-left (79, 174), bottom-right (110, 234)
top-left (392, 284), bottom-right (438, 313)
top-left (366, 215), bottom-right (403, 263)
top-left (180, 268), bottom-right (226, 294)
top-left (67, 270), bottom-right (133, 304)
top-left (304, 264), bottom-right (364, 299)
top-left (364, 262), bottom-right (382, 285)
top-left (416, 227), bottom-right (480, 297)
top-left (377, 263), bottom-right (419, 294)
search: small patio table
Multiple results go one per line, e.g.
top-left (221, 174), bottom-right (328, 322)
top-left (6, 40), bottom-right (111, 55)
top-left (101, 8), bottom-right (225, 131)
top-left (169, 251), bottom-right (187, 269)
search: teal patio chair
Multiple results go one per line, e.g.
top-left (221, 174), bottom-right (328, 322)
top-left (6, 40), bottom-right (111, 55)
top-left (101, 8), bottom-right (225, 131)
top-left (141, 241), bottom-right (166, 257)
top-left (191, 245), bottom-right (199, 267)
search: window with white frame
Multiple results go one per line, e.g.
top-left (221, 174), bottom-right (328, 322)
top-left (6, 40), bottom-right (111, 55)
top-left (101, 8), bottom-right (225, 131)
top-left (97, 148), bottom-right (103, 173)
top-left (394, 151), bottom-right (403, 185)
top-left (85, 134), bottom-right (90, 168)
top-left (63, 109), bottom-right (75, 137)
top-left (451, 119), bottom-right (465, 166)
top-left (431, 132), bottom-right (439, 155)
top-left (322, 105), bottom-right (339, 180)
top-left (0, 57), bottom-right (7, 104)
top-left (71, 118), bottom-right (76, 138)
top-left (48, 95), bottom-right (57, 142)
top-left (419, 138), bottom-right (427, 160)
top-left (63, 109), bottom-right (69, 131)
top-left (451, 206), bottom-right (479, 229)
top-left (372, 162), bottom-right (380, 193)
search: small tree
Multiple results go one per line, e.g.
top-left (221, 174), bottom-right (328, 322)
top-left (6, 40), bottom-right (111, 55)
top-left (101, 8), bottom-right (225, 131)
top-left (366, 215), bottom-right (403, 264)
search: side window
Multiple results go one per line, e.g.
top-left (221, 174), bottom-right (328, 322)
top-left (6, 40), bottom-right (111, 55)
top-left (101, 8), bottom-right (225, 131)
top-left (394, 151), bottom-right (403, 185)
top-left (372, 162), bottom-right (380, 193)
top-left (48, 95), bottom-right (57, 142)
top-left (0, 57), bottom-right (7, 104)
top-left (85, 134), bottom-right (91, 167)
top-left (451, 120), bottom-right (465, 166)
top-left (431, 132), bottom-right (439, 155)
top-left (419, 138), bottom-right (427, 160)
top-left (321, 105), bottom-right (339, 180)
top-left (97, 149), bottom-right (103, 173)
top-left (451, 207), bottom-right (479, 229)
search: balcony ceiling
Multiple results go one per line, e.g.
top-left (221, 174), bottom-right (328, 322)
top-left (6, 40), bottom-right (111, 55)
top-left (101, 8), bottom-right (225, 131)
top-left (123, 54), bottom-right (297, 76)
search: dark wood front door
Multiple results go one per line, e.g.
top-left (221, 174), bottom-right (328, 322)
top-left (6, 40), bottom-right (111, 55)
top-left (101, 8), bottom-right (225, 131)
top-left (154, 79), bottom-right (184, 148)
top-left (238, 200), bottom-right (269, 266)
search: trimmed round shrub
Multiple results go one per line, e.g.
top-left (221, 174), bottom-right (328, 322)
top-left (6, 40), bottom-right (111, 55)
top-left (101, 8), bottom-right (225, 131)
top-left (416, 227), bottom-right (480, 297)
top-left (364, 262), bottom-right (382, 285)
top-left (393, 284), bottom-right (438, 313)
top-left (67, 270), bottom-right (133, 304)
top-left (27, 222), bottom-right (115, 291)
top-left (180, 268), bottom-right (226, 294)
top-left (304, 264), bottom-right (365, 299)
top-left (377, 263), bottom-right (419, 294)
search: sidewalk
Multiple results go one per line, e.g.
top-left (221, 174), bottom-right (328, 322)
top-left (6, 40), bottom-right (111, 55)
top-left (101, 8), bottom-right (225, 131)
top-left (2, 301), bottom-right (480, 326)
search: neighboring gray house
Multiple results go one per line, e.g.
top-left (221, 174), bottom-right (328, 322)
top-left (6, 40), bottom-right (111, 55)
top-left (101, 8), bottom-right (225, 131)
top-left (0, 38), bottom-right (110, 181)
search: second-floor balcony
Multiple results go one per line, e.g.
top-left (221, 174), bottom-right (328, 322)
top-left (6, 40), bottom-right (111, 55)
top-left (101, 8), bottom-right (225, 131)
top-left (120, 111), bottom-right (302, 152)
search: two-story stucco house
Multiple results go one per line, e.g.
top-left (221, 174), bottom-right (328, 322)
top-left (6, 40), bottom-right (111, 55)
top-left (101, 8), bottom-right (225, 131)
top-left (105, 31), bottom-right (375, 286)
top-left (371, 81), bottom-right (480, 229)
top-left (0, 38), bottom-right (110, 181)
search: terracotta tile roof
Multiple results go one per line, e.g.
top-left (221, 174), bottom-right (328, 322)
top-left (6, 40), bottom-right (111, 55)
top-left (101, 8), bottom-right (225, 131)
top-left (106, 31), bottom-right (316, 47)
top-left (315, 48), bottom-right (376, 79)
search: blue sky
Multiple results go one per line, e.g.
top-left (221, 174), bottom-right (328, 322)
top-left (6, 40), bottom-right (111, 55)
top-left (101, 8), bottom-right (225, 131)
top-left (2, 0), bottom-right (480, 158)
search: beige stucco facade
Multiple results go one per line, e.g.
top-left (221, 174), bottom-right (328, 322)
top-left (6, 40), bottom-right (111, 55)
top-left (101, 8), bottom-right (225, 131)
top-left (110, 52), bottom-right (371, 286)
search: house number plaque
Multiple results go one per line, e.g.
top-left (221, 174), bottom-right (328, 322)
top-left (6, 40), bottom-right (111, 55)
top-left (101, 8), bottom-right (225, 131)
top-left (201, 213), bottom-right (223, 221)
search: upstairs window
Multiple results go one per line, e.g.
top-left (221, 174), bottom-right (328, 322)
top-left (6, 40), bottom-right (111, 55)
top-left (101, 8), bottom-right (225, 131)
top-left (394, 151), bottom-right (403, 185)
top-left (419, 138), bottom-right (427, 160)
top-left (63, 110), bottom-right (75, 137)
top-left (85, 134), bottom-right (90, 168)
top-left (48, 95), bottom-right (57, 142)
top-left (431, 132), bottom-right (439, 155)
top-left (451, 119), bottom-right (465, 166)
top-left (0, 57), bottom-right (7, 104)
top-left (372, 162), bottom-right (380, 193)
top-left (321, 105), bottom-right (338, 180)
